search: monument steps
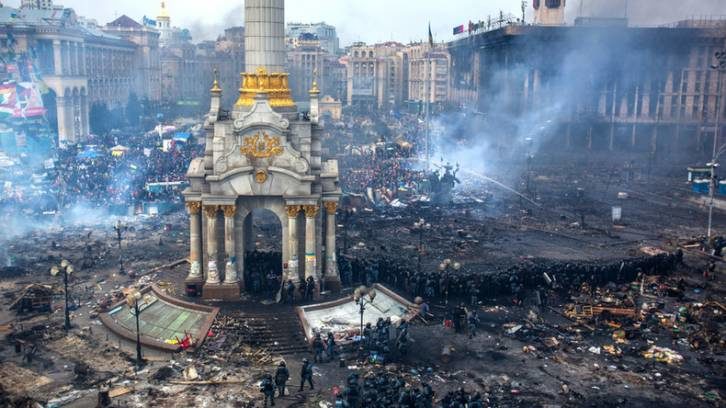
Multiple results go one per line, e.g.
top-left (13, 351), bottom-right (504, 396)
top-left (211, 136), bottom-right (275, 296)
top-left (217, 305), bottom-right (310, 355)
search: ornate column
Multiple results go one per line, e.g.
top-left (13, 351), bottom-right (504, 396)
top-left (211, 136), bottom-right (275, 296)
top-left (186, 202), bottom-right (202, 279)
top-left (56, 97), bottom-right (68, 144)
top-left (204, 205), bottom-right (221, 284)
top-left (286, 205), bottom-right (301, 284)
top-left (323, 201), bottom-right (340, 289)
top-left (79, 43), bottom-right (87, 75)
top-left (70, 42), bottom-right (78, 75)
top-left (303, 205), bottom-right (319, 288)
top-left (52, 39), bottom-right (63, 76)
top-left (222, 205), bottom-right (238, 283)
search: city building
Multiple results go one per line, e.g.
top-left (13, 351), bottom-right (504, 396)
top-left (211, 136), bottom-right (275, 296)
top-left (287, 33), bottom-right (327, 101)
top-left (20, 0), bottom-right (54, 10)
top-left (533, 0), bottom-right (566, 26)
top-left (156, 1), bottom-right (172, 47)
top-left (183, 0), bottom-right (341, 301)
top-left (447, 15), bottom-right (726, 156)
top-left (157, 8), bottom-right (244, 111)
top-left (287, 31), bottom-right (346, 104)
top-left (319, 94), bottom-right (342, 121)
top-left (105, 15), bottom-right (162, 104)
top-left (286, 22), bottom-right (339, 55)
top-left (344, 41), bottom-right (407, 110)
top-left (407, 43), bottom-right (451, 108)
top-left (215, 26), bottom-right (245, 107)
top-left (0, 5), bottom-right (155, 144)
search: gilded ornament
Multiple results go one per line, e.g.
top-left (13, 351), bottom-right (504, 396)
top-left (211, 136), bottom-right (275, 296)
top-left (203, 205), bottom-right (219, 218)
top-left (221, 205), bottom-right (236, 217)
top-left (286, 205), bottom-right (302, 218)
top-left (185, 201), bottom-right (201, 215)
top-left (323, 201), bottom-right (337, 215)
top-left (235, 66), bottom-right (296, 107)
top-left (255, 169), bottom-right (268, 184)
top-left (303, 205), bottom-right (319, 218)
top-left (240, 131), bottom-right (284, 159)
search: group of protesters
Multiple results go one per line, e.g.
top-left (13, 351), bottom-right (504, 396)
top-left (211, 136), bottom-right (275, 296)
top-left (339, 251), bottom-right (683, 307)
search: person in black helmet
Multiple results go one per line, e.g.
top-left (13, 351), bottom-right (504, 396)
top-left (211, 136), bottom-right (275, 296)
top-left (260, 373), bottom-right (276, 406)
top-left (274, 361), bottom-right (289, 397)
top-left (299, 358), bottom-right (314, 391)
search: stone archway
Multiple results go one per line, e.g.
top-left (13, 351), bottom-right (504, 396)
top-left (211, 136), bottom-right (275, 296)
top-left (240, 208), bottom-right (283, 295)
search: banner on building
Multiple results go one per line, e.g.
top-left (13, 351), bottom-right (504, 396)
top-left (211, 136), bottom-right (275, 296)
top-left (0, 81), bottom-right (46, 119)
top-left (0, 83), bottom-right (16, 119)
top-left (352, 76), bottom-right (374, 96)
top-left (15, 82), bottom-right (46, 118)
top-left (142, 16), bottom-right (157, 27)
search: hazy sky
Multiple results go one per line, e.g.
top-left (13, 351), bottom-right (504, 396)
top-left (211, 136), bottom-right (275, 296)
top-left (5, 0), bottom-right (725, 45)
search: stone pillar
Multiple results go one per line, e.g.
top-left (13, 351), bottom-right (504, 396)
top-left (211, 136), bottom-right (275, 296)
top-left (323, 201), bottom-right (341, 291)
top-left (70, 42), bottom-right (77, 75)
top-left (286, 205), bottom-right (301, 284)
top-left (244, 0), bottom-right (286, 73)
top-left (52, 39), bottom-right (63, 76)
top-left (79, 43), bottom-right (86, 76)
top-left (186, 202), bottom-right (202, 279)
top-left (62, 41), bottom-right (70, 75)
top-left (80, 93), bottom-right (89, 138)
top-left (222, 205), bottom-right (238, 283)
top-left (204, 205), bottom-right (221, 284)
top-left (303, 204), bottom-right (319, 292)
top-left (56, 97), bottom-right (68, 144)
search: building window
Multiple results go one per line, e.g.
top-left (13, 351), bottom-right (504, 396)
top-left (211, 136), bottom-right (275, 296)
top-left (545, 0), bottom-right (561, 8)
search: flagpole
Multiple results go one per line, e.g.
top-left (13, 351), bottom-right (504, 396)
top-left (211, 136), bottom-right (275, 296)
top-left (425, 23), bottom-right (432, 173)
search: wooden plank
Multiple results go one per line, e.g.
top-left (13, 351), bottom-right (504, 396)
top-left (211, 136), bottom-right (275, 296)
top-left (109, 386), bottom-right (133, 398)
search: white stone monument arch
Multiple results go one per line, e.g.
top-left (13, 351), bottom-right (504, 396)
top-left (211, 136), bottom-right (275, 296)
top-left (183, 0), bottom-right (340, 301)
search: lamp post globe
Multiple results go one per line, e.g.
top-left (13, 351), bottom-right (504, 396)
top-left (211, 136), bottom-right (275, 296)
top-left (51, 259), bottom-right (74, 331)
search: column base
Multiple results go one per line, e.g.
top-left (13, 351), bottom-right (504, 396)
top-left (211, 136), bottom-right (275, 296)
top-left (322, 276), bottom-right (342, 294)
top-left (202, 282), bottom-right (241, 301)
top-left (184, 276), bottom-right (204, 297)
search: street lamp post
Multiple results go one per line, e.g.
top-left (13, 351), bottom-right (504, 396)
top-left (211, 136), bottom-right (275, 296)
top-left (114, 220), bottom-right (128, 275)
top-left (126, 289), bottom-right (144, 368)
top-left (438, 258), bottom-right (461, 305)
top-left (412, 219), bottom-right (431, 275)
top-left (707, 50), bottom-right (726, 240)
top-left (353, 285), bottom-right (377, 344)
top-left (50, 259), bottom-right (74, 331)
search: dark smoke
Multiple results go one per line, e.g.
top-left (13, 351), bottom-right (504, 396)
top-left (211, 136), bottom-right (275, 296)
top-left (569, 0), bottom-right (726, 26)
top-left (183, 4), bottom-right (244, 41)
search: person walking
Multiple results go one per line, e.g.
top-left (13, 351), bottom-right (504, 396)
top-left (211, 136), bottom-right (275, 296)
top-left (274, 361), bottom-right (289, 397)
top-left (299, 358), bottom-right (314, 391)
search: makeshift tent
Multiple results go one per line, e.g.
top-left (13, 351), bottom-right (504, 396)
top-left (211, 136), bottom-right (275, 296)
top-left (110, 145), bottom-right (129, 157)
top-left (77, 146), bottom-right (102, 160)
top-left (173, 132), bottom-right (191, 143)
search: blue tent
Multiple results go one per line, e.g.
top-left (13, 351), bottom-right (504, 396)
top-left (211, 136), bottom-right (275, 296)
top-left (77, 146), bottom-right (102, 160)
top-left (173, 132), bottom-right (191, 143)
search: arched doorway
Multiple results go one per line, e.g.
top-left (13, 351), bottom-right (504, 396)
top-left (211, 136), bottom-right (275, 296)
top-left (241, 208), bottom-right (282, 296)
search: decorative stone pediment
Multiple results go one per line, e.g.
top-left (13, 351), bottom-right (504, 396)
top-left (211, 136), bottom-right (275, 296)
top-left (233, 96), bottom-right (289, 132)
top-left (214, 125), bottom-right (309, 177)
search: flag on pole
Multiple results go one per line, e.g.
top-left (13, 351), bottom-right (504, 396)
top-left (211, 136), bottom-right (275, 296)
top-left (428, 22), bottom-right (434, 47)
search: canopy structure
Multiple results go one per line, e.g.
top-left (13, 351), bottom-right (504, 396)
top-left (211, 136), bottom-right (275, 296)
top-left (173, 132), bottom-right (191, 143)
top-left (110, 145), bottom-right (129, 157)
top-left (77, 146), bottom-right (102, 160)
top-left (100, 284), bottom-right (219, 352)
top-left (295, 284), bottom-right (418, 343)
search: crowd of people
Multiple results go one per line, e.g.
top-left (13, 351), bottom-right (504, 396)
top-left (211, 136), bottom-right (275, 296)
top-left (339, 251), bottom-right (683, 307)
top-left (0, 127), bottom-right (202, 217)
top-left (54, 139), bottom-right (200, 208)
